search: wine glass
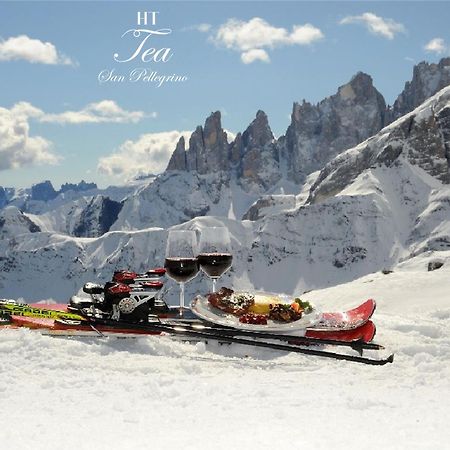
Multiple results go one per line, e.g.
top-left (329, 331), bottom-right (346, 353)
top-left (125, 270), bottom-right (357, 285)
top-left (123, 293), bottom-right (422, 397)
top-left (164, 230), bottom-right (199, 316)
top-left (197, 227), bottom-right (233, 293)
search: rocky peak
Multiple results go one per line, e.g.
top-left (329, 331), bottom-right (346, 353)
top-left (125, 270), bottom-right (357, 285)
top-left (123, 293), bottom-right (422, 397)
top-left (283, 72), bottom-right (386, 183)
top-left (31, 180), bottom-right (57, 202)
top-left (309, 85), bottom-right (450, 204)
top-left (60, 180), bottom-right (97, 194)
top-left (166, 111), bottom-right (229, 174)
top-left (344, 72), bottom-right (377, 100)
top-left (238, 110), bottom-right (281, 191)
top-left (167, 136), bottom-right (187, 171)
top-left (392, 57), bottom-right (450, 120)
top-left (242, 110), bottom-right (274, 148)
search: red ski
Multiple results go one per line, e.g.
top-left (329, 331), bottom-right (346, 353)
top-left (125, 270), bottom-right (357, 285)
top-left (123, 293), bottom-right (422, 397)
top-left (314, 299), bottom-right (376, 331)
top-left (8, 315), bottom-right (377, 344)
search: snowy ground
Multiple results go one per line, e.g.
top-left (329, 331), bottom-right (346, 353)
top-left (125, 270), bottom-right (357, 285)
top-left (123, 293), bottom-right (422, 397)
top-left (1, 258), bottom-right (450, 450)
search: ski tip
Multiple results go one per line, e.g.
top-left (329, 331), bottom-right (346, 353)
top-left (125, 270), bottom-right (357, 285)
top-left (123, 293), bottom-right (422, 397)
top-left (363, 320), bottom-right (376, 343)
top-left (366, 298), bottom-right (376, 310)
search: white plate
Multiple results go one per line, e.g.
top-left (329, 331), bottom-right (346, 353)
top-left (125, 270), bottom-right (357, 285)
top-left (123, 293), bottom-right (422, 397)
top-left (190, 291), bottom-right (321, 333)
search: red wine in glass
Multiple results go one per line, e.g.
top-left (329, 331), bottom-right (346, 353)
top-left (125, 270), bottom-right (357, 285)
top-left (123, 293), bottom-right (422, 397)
top-left (197, 253), bottom-right (232, 278)
top-left (164, 257), bottom-right (199, 283)
top-left (198, 227), bottom-right (233, 293)
top-left (164, 230), bottom-right (199, 316)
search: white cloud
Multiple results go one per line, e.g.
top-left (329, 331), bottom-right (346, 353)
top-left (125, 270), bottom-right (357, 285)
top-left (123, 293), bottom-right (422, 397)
top-left (290, 24), bottom-right (325, 45)
top-left (0, 104), bottom-right (59, 171)
top-left (424, 38), bottom-right (447, 54)
top-left (3, 100), bottom-right (149, 125)
top-left (21, 100), bottom-right (150, 125)
top-left (97, 131), bottom-right (192, 179)
top-left (241, 48), bottom-right (270, 64)
top-left (0, 34), bottom-right (75, 66)
top-left (0, 99), bottom-right (152, 171)
top-left (183, 23), bottom-right (212, 33)
top-left (212, 17), bottom-right (324, 63)
top-left (197, 23), bottom-right (212, 33)
top-left (340, 12), bottom-right (405, 40)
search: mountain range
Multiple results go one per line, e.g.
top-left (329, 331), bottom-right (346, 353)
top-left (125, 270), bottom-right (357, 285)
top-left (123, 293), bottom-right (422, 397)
top-left (1, 57), bottom-right (450, 301)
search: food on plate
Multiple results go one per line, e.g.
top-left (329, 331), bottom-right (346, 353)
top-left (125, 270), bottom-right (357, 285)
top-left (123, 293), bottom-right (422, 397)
top-left (247, 294), bottom-right (283, 314)
top-left (239, 313), bottom-right (268, 325)
top-left (268, 304), bottom-right (302, 322)
top-left (293, 298), bottom-right (313, 313)
top-left (207, 287), bottom-right (255, 315)
top-left (206, 288), bottom-right (314, 325)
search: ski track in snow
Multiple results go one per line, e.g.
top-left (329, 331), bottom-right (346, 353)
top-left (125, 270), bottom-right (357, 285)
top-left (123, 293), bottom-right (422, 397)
top-left (1, 268), bottom-right (450, 450)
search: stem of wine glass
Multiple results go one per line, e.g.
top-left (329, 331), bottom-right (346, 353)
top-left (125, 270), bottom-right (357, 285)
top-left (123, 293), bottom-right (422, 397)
top-left (179, 282), bottom-right (185, 316)
top-left (212, 278), bottom-right (217, 293)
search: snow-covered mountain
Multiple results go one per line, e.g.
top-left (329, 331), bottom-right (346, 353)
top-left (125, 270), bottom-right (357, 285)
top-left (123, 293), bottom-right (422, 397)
top-left (2, 59), bottom-right (450, 301)
top-left (2, 84), bottom-right (450, 301)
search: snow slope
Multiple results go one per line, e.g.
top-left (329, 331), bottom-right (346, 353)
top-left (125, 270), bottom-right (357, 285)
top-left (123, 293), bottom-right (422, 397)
top-left (1, 262), bottom-right (449, 450)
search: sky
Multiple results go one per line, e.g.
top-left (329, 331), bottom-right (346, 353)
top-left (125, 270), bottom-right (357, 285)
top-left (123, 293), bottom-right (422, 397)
top-left (0, 1), bottom-right (449, 189)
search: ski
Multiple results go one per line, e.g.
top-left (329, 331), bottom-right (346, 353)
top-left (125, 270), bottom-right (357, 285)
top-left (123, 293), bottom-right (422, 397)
top-left (62, 317), bottom-right (381, 350)
top-left (1, 299), bottom-right (378, 341)
top-left (9, 313), bottom-right (378, 349)
top-left (7, 315), bottom-right (391, 365)
top-left (314, 299), bottom-right (376, 330)
top-left (53, 318), bottom-right (393, 365)
top-left (0, 300), bottom-right (84, 321)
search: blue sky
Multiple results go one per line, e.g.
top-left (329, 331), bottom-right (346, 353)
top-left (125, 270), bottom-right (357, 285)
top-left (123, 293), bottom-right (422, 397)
top-left (0, 1), bottom-right (449, 188)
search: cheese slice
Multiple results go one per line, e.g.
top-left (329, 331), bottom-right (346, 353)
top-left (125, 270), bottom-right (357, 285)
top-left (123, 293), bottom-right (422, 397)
top-left (247, 294), bottom-right (282, 315)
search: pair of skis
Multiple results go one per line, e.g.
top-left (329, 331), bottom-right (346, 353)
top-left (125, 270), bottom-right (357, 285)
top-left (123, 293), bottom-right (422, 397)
top-left (1, 298), bottom-right (394, 365)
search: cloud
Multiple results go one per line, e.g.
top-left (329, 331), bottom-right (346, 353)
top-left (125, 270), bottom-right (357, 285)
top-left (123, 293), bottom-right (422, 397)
top-left (182, 23), bottom-right (212, 33)
top-left (241, 48), bottom-right (270, 64)
top-left (0, 99), bottom-right (152, 171)
top-left (424, 38), bottom-right (447, 54)
top-left (212, 17), bottom-right (324, 63)
top-left (340, 12), bottom-right (405, 40)
top-left (39, 100), bottom-right (150, 124)
top-left (0, 34), bottom-right (75, 66)
top-left (97, 131), bottom-right (192, 179)
top-left (0, 104), bottom-right (59, 171)
top-left (10, 100), bottom-right (150, 125)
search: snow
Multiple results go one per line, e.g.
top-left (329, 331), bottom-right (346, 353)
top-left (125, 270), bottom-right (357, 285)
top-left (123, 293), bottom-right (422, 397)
top-left (2, 78), bottom-right (450, 450)
top-left (1, 258), bottom-right (450, 450)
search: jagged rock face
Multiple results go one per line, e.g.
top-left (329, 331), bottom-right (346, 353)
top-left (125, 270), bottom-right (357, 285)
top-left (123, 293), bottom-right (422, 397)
top-left (31, 180), bottom-right (57, 202)
top-left (167, 110), bottom-right (280, 193)
top-left (60, 180), bottom-right (97, 194)
top-left (392, 58), bottom-right (450, 120)
top-left (167, 111), bottom-right (230, 175)
top-left (167, 137), bottom-right (187, 171)
top-left (309, 86), bottom-right (450, 204)
top-left (73, 196), bottom-right (122, 238)
top-left (238, 111), bottom-right (281, 191)
top-left (283, 72), bottom-right (387, 184)
top-left (0, 206), bottom-right (40, 238)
